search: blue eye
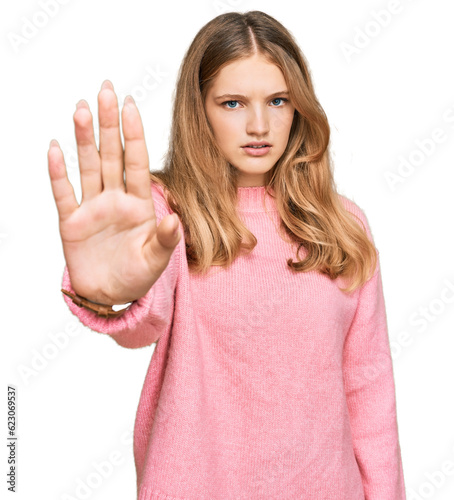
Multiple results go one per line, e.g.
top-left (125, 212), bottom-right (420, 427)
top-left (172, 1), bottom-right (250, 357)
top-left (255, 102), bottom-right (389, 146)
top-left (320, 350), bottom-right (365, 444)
top-left (271, 98), bottom-right (287, 106)
top-left (223, 100), bottom-right (239, 109)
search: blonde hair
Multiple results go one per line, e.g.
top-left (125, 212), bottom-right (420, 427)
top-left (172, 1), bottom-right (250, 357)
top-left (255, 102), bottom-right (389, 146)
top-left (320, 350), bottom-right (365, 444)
top-left (150, 10), bottom-right (377, 293)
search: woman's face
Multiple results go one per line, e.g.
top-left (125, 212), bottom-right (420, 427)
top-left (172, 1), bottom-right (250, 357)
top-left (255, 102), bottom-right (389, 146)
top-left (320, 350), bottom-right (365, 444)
top-left (204, 53), bottom-right (296, 187)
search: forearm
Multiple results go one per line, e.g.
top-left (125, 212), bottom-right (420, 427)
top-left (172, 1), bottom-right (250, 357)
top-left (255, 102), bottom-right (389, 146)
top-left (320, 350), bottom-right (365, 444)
top-left (343, 269), bottom-right (406, 499)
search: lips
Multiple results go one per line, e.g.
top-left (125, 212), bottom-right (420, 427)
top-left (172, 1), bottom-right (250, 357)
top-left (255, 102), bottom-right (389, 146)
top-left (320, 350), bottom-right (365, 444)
top-left (242, 141), bottom-right (271, 148)
top-left (242, 143), bottom-right (272, 156)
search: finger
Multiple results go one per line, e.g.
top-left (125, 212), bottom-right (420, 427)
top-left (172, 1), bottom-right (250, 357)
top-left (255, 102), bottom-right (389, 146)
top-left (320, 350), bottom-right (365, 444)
top-left (122, 95), bottom-right (152, 200)
top-left (157, 214), bottom-right (181, 248)
top-left (47, 139), bottom-right (79, 221)
top-left (148, 214), bottom-right (181, 264)
top-left (73, 100), bottom-right (102, 201)
top-left (98, 80), bottom-right (124, 191)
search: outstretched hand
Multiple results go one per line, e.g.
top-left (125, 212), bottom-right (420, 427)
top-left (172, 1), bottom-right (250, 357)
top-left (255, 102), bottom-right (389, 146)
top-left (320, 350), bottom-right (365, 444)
top-left (48, 80), bottom-right (180, 305)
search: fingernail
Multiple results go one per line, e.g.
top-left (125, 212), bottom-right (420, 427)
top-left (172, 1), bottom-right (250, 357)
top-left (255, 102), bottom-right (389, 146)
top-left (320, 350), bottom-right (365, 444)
top-left (101, 80), bottom-right (113, 90)
top-left (76, 99), bottom-right (88, 110)
top-left (49, 139), bottom-right (59, 148)
top-left (124, 95), bottom-right (135, 106)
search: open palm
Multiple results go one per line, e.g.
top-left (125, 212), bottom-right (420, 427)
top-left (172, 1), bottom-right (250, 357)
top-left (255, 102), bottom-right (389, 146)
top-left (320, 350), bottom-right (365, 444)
top-left (48, 80), bottom-right (180, 305)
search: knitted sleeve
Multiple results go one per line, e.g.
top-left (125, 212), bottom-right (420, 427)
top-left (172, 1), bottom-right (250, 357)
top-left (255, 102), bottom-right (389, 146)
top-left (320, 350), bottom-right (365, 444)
top-left (60, 182), bottom-right (180, 349)
top-left (342, 201), bottom-right (406, 499)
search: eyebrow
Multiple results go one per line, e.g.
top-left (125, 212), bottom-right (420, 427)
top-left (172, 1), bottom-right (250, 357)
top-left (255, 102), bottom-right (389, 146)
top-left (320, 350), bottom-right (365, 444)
top-left (214, 90), bottom-right (290, 101)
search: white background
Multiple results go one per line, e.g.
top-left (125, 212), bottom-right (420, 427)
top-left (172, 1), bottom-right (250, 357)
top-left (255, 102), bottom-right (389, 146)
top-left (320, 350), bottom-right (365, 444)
top-left (2, 0), bottom-right (454, 499)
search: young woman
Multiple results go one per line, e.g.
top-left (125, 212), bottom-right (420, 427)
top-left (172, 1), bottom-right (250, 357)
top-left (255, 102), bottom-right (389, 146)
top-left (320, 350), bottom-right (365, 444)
top-left (48, 10), bottom-right (406, 500)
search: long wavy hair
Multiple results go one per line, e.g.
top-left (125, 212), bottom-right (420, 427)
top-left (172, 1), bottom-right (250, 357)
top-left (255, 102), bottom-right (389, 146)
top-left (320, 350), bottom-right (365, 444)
top-left (149, 10), bottom-right (377, 293)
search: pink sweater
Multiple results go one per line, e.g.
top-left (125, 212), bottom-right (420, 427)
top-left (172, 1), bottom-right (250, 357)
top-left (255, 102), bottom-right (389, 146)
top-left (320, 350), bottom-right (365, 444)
top-left (62, 182), bottom-right (406, 499)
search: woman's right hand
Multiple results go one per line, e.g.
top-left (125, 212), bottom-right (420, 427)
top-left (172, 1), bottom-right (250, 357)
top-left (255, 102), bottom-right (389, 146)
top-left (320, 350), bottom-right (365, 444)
top-left (48, 80), bottom-right (181, 305)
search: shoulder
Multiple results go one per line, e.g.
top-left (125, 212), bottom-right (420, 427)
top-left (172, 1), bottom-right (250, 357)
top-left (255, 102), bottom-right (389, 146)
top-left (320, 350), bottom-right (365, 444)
top-left (338, 193), bottom-right (381, 279)
top-left (337, 193), bottom-right (374, 244)
top-left (150, 180), bottom-right (168, 204)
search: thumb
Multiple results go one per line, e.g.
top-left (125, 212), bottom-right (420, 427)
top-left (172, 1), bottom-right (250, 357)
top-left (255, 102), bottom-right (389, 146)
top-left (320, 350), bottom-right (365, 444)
top-left (154, 213), bottom-right (181, 253)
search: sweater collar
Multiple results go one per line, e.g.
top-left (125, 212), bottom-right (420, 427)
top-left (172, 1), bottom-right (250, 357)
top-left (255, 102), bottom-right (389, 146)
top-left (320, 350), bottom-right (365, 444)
top-left (236, 185), bottom-right (278, 213)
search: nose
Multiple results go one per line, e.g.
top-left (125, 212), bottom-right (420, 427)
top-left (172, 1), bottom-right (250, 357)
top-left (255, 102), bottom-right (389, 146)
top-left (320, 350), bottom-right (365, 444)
top-left (246, 105), bottom-right (270, 138)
